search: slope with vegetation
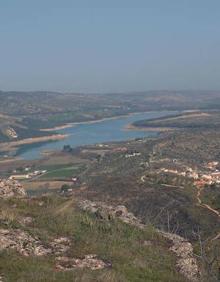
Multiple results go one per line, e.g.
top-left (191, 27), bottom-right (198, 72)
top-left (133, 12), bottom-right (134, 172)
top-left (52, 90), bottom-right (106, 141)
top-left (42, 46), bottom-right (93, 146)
top-left (0, 189), bottom-right (187, 282)
top-left (0, 93), bottom-right (220, 280)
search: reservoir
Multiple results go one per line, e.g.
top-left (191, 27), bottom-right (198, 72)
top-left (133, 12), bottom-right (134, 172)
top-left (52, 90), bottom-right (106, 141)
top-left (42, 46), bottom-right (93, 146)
top-left (18, 111), bottom-right (176, 160)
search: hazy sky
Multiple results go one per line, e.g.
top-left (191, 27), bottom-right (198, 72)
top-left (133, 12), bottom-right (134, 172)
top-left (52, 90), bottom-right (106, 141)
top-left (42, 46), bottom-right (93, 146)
top-left (1, 0), bottom-right (220, 92)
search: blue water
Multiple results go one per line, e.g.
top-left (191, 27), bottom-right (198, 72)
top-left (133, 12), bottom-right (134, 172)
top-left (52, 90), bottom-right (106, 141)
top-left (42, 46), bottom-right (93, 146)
top-left (19, 111), bottom-right (176, 160)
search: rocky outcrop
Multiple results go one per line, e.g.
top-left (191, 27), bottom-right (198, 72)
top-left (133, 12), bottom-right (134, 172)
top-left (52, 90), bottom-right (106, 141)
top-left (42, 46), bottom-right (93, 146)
top-left (56, 255), bottom-right (111, 271)
top-left (0, 226), bottom-right (109, 274)
top-left (79, 200), bottom-right (145, 229)
top-left (50, 237), bottom-right (71, 256)
top-left (0, 226), bottom-right (93, 264)
top-left (159, 231), bottom-right (199, 282)
top-left (79, 200), bottom-right (200, 282)
top-left (0, 179), bottom-right (26, 198)
top-left (0, 228), bottom-right (74, 258)
top-left (0, 228), bottom-right (51, 256)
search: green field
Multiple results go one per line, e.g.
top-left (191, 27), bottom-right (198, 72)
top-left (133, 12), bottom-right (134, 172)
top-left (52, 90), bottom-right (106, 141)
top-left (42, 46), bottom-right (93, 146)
top-left (39, 164), bottom-right (86, 180)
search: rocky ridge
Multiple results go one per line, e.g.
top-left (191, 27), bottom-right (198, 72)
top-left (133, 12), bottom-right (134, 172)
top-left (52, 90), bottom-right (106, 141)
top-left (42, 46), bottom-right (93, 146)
top-left (78, 200), bottom-right (145, 229)
top-left (160, 231), bottom-right (199, 282)
top-left (78, 200), bottom-right (200, 282)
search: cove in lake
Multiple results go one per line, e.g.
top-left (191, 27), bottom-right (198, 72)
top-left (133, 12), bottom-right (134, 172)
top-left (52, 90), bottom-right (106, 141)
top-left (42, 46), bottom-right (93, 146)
top-left (18, 111), bottom-right (177, 160)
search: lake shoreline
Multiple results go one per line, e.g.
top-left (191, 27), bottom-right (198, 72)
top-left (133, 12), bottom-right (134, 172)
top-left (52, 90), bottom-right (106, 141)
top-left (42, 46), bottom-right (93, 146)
top-left (9, 110), bottom-right (178, 161)
top-left (125, 123), bottom-right (174, 132)
top-left (0, 134), bottom-right (69, 152)
top-left (40, 114), bottom-right (135, 132)
top-left (39, 111), bottom-right (172, 132)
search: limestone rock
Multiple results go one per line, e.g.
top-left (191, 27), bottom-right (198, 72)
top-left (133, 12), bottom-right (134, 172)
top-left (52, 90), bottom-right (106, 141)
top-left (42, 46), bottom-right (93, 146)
top-left (55, 255), bottom-right (111, 271)
top-left (79, 200), bottom-right (200, 281)
top-left (50, 237), bottom-right (71, 255)
top-left (159, 231), bottom-right (200, 282)
top-left (79, 200), bottom-right (145, 229)
top-left (0, 228), bottom-right (51, 256)
top-left (0, 179), bottom-right (26, 198)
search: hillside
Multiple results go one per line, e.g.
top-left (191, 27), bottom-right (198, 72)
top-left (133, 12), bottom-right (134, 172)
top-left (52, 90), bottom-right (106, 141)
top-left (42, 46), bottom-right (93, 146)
top-left (132, 111), bottom-right (220, 130)
top-left (0, 185), bottom-right (189, 282)
top-left (0, 93), bottom-right (220, 281)
top-left (0, 125), bottom-right (219, 279)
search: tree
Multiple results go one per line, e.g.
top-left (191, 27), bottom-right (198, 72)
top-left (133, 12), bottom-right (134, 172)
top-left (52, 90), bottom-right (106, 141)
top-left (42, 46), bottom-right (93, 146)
top-left (60, 184), bottom-right (70, 193)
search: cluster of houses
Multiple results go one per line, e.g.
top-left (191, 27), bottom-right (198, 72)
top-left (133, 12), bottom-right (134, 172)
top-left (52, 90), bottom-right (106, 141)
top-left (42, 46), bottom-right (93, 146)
top-left (160, 161), bottom-right (220, 187)
top-left (195, 172), bottom-right (220, 187)
top-left (195, 161), bottom-right (220, 187)
top-left (125, 151), bottom-right (141, 158)
top-left (160, 167), bottom-right (199, 179)
top-left (9, 169), bottom-right (47, 180)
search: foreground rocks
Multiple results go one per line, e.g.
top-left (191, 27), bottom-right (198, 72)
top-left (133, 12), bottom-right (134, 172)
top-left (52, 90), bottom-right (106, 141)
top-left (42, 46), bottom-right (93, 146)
top-left (0, 228), bottom-right (51, 256)
top-left (0, 196), bottom-right (200, 280)
top-left (56, 255), bottom-right (111, 271)
top-left (50, 237), bottom-right (71, 256)
top-left (0, 228), bottom-right (74, 257)
top-left (0, 227), bottom-right (110, 273)
top-left (79, 200), bottom-right (200, 282)
top-left (0, 179), bottom-right (26, 198)
top-left (159, 231), bottom-right (200, 282)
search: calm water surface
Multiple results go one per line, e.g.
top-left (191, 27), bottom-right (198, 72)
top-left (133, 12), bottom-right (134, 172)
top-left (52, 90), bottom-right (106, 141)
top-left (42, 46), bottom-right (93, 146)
top-left (19, 111), bottom-right (176, 160)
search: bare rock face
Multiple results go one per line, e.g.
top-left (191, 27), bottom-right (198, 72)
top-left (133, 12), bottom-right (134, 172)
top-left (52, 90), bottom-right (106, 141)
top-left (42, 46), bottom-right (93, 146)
top-left (56, 255), bottom-right (111, 271)
top-left (79, 200), bottom-right (145, 229)
top-left (0, 228), bottom-right (51, 256)
top-left (0, 179), bottom-right (26, 198)
top-left (50, 237), bottom-right (71, 255)
top-left (159, 231), bottom-right (200, 282)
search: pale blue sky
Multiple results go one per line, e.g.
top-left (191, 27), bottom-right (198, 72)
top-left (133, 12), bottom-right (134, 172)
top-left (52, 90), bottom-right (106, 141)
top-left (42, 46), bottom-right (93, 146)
top-left (0, 0), bottom-right (220, 92)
